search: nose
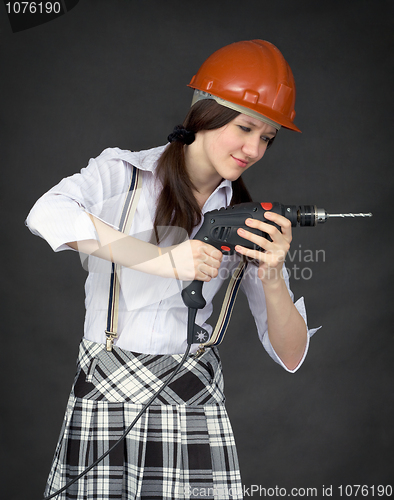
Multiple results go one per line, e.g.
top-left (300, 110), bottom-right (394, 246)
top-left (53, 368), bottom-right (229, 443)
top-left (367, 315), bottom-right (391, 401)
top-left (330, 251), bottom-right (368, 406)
top-left (242, 134), bottom-right (265, 160)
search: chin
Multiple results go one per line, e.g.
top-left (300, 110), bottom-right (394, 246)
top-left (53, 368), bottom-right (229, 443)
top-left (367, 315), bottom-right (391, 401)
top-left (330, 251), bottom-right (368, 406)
top-left (223, 172), bottom-right (242, 182)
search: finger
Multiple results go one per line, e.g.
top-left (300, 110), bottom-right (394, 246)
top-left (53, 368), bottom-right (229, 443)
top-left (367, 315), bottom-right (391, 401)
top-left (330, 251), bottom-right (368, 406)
top-left (237, 226), bottom-right (274, 251)
top-left (202, 256), bottom-right (222, 270)
top-left (235, 244), bottom-right (269, 262)
top-left (235, 244), bottom-right (287, 267)
top-left (237, 225), bottom-right (290, 263)
top-left (198, 248), bottom-right (222, 268)
top-left (202, 244), bottom-right (223, 261)
top-left (261, 212), bottom-right (292, 236)
top-left (192, 241), bottom-right (221, 260)
top-left (245, 217), bottom-right (292, 243)
top-left (196, 262), bottom-right (218, 280)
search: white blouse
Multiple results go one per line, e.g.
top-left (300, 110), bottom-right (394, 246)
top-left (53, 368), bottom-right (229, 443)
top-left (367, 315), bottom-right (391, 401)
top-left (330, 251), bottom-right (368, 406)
top-left (25, 145), bottom-right (318, 372)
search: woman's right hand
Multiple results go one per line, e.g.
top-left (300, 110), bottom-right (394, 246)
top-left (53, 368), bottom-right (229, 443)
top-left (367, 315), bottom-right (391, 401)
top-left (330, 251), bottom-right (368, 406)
top-left (168, 240), bottom-right (223, 282)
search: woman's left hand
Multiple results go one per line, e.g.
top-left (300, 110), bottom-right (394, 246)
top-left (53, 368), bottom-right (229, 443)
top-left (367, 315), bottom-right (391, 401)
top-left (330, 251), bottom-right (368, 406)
top-left (235, 211), bottom-right (292, 283)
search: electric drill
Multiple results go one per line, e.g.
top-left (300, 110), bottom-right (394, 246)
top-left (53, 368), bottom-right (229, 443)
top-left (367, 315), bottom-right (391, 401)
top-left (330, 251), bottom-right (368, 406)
top-left (181, 201), bottom-right (372, 311)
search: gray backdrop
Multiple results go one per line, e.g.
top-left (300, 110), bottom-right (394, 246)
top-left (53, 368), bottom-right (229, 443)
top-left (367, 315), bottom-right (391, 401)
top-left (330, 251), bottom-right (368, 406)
top-left (1, 0), bottom-right (393, 498)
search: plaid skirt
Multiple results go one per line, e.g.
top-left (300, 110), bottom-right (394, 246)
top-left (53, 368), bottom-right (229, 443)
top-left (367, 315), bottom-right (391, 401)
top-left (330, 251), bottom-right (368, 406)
top-left (44, 339), bottom-right (243, 499)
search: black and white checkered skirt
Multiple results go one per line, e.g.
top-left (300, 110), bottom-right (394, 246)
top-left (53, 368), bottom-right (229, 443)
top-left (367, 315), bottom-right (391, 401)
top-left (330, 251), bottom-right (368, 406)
top-left (44, 339), bottom-right (243, 499)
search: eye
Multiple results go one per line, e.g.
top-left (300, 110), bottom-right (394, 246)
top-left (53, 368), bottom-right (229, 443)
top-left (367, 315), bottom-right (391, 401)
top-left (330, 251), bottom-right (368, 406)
top-left (264, 135), bottom-right (276, 150)
top-left (238, 124), bottom-right (276, 150)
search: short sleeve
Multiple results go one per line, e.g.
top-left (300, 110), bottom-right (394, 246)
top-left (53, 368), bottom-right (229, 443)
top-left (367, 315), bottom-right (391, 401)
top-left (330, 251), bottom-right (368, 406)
top-left (25, 148), bottom-right (132, 252)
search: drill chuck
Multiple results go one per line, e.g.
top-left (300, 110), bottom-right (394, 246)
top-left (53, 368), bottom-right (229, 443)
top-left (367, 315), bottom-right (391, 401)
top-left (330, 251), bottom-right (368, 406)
top-left (297, 205), bottom-right (328, 225)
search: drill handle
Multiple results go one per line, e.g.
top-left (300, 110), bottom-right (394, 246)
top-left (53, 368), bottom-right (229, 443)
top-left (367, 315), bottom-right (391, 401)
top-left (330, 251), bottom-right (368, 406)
top-left (181, 280), bottom-right (206, 310)
top-left (180, 201), bottom-right (298, 311)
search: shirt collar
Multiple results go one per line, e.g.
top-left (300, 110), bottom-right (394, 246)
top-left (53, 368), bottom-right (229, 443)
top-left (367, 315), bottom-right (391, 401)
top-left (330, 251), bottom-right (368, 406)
top-left (203, 178), bottom-right (233, 212)
top-left (114, 145), bottom-right (167, 173)
top-left (115, 144), bottom-right (233, 206)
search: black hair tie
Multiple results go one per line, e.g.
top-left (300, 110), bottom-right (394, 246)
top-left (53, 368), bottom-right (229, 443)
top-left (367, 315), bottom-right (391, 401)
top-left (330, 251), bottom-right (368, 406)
top-left (167, 125), bottom-right (195, 145)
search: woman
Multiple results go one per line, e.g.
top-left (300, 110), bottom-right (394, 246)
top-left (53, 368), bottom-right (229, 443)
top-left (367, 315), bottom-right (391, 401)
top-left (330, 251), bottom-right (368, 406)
top-left (26, 40), bottom-right (317, 500)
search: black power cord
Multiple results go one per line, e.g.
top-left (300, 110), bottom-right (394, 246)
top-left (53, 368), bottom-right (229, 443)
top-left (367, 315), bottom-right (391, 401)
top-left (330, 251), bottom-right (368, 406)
top-left (43, 343), bottom-right (191, 499)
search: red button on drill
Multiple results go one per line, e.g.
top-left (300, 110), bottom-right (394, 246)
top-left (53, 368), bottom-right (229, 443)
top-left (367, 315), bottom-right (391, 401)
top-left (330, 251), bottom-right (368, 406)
top-left (261, 202), bottom-right (273, 210)
top-left (221, 245), bottom-right (231, 252)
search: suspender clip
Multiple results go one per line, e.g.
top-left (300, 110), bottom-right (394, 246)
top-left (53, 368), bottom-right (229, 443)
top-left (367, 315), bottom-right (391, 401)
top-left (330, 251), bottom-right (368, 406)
top-left (105, 330), bottom-right (118, 351)
top-left (194, 345), bottom-right (206, 358)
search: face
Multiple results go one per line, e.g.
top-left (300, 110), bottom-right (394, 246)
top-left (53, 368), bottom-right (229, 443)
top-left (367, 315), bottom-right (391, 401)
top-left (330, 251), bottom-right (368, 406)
top-left (193, 113), bottom-right (277, 183)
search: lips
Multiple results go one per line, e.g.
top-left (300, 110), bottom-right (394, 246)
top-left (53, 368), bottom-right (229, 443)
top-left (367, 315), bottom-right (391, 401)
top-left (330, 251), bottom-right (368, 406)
top-left (231, 155), bottom-right (249, 168)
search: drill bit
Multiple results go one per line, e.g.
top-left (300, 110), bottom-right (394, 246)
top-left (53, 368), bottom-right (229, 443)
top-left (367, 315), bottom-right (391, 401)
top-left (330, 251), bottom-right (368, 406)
top-left (327, 212), bottom-right (373, 218)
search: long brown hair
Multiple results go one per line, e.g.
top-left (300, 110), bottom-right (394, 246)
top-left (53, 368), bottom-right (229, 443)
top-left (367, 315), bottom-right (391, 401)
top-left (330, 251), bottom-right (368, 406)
top-left (153, 100), bottom-right (253, 240)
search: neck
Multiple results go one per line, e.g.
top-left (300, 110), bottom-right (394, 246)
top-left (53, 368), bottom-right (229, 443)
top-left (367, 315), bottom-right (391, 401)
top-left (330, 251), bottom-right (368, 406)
top-left (184, 136), bottom-right (223, 208)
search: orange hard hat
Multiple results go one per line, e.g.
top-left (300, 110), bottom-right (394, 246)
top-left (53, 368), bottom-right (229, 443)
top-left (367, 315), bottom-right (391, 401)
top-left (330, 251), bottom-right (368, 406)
top-left (188, 40), bottom-right (300, 132)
